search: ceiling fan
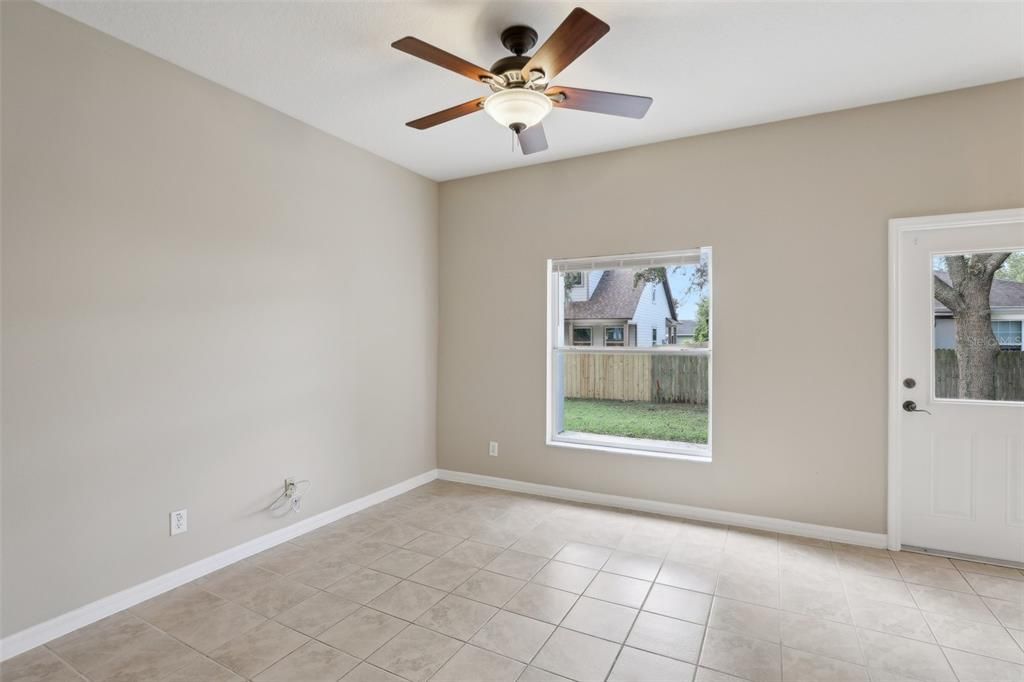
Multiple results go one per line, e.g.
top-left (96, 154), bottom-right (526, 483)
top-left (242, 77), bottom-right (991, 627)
top-left (391, 7), bottom-right (653, 155)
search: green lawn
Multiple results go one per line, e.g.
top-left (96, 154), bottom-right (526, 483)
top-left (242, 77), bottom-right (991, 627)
top-left (563, 398), bottom-right (708, 444)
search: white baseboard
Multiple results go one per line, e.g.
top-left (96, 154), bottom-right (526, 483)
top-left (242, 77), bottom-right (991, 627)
top-left (437, 469), bottom-right (887, 549)
top-left (0, 469), bottom-right (439, 662)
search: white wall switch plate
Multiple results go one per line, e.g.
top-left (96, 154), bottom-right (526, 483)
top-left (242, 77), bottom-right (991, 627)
top-left (170, 509), bottom-right (188, 536)
top-left (488, 441), bottom-right (498, 457)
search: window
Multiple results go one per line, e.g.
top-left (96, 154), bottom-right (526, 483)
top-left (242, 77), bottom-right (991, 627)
top-left (548, 248), bottom-right (712, 460)
top-left (572, 327), bottom-right (593, 346)
top-left (565, 272), bottom-right (583, 287)
top-left (992, 320), bottom-right (1023, 349)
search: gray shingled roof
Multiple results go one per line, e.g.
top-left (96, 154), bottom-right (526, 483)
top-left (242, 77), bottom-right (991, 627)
top-left (933, 271), bottom-right (1024, 313)
top-left (566, 270), bottom-right (677, 321)
top-left (673, 319), bottom-right (697, 335)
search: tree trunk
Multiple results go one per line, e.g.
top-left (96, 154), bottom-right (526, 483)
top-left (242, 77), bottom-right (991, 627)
top-left (933, 253), bottom-right (1010, 400)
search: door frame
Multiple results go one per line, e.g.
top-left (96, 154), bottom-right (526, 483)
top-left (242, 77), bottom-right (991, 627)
top-left (887, 207), bottom-right (1024, 552)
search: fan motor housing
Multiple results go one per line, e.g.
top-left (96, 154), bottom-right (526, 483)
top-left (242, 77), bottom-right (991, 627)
top-left (489, 55), bottom-right (530, 82)
top-left (500, 25), bottom-right (538, 55)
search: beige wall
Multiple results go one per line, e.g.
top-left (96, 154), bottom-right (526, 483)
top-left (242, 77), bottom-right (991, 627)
top-left (1, 2), bottom-right (438, 636)
top-left (438, 79), bottom-right (1024, 534)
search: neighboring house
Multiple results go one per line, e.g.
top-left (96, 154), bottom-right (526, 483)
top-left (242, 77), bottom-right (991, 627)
top-left (564, 269), bottom-right (677, 347)
top-left (934, 272), bottom-right (1024, 350)
top-left (669, 319), bottom-right (697, 345)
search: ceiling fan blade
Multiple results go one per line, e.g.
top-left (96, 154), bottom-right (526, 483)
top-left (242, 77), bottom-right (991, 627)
top-left (406, 97), bottom-right (486, 130)
top-left (522, 8), bottom-right (609, 82)
top-left (392, 36), bottom-right (495, 82)
top-left (547, 86), bottom-right (652, 119)
top-left (517, 123), bottom-right (548, 155)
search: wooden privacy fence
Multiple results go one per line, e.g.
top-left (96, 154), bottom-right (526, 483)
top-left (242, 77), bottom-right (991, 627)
top-left (562, 352), bottom-right (709, 404)
top-left (935, 349), bottom-right (1024, 401)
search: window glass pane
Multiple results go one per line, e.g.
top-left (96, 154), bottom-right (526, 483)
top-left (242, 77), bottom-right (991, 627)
top-left (605, 326), bottom-right (624, 343)
top-left (572, 327), bottom-right (592, 345)
top-left (933, 250), bottom-right (1024, 401)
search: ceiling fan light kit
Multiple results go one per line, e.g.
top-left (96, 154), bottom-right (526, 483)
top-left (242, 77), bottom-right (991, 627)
top-left (392, 7), bottom-right (652, 155)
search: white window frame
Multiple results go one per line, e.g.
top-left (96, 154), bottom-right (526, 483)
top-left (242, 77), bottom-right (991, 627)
top-left (546, 248), bottom-right (713, 462)
top-left (605, 325), bottom-right (626, 347)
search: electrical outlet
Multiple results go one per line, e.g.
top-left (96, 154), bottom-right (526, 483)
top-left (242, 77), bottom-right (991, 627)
top-left (488, 441), bottom-right (498, 457)
top-left (170, 509), bottom-right (188, 536)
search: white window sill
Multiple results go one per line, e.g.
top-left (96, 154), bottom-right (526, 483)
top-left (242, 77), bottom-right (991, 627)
top-left (548, 431), bottom-right (711, 463)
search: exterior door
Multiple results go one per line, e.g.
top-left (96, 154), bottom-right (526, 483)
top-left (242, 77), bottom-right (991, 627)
top-left (892, 209), bottom-right (1024, 563)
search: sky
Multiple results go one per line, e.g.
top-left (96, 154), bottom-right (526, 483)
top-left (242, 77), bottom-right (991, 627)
top-left (667, 265), bottom-right (704, 322)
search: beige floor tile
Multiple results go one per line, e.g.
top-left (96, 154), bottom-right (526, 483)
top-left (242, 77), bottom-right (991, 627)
top-left (503, 582), bottom-right (577, 624)
top-left (708, 596), bottom-right (781, 643)
top-left (511, 535), bottom-right (567, 559)
top-left (533, 627), bottom-right (620, 682)
top-left (836, 551), bottom-right (901, 580)
top-left (608, 646), bottom-right (696, 682)
top-left (1, 647), bottom-right (85, 682)
top-left (253, 640), bottom-right (359, 682)
top-left (326, 568), bottom-right (401, 604)
top-left (366, 625), bottom-right (462, 682)
top-left (626, 612), bottom-right (704, 663)
top-left (470, 528), bottom-right (523, 549)
top-left (782, 647), bottom-right (869, 682)
top-left (443, 540), bottom-right (505, 568)
top-left (340, 662), bottom-right (406, 682)
top-left (519, 666), bottom-right (573, 682)
top-left (923, 611), bottom-right (1024, 663)
top-left (779, 581), bottom-right (851, 623)
top-left (908, 584), bottom-right (999, 624)
top-left (952, 559), bottom-right (1024, 582)
top-left (318, 607), bottom-right (407, 659)
top-left (554, 542), bottom-right (613, 570)
top-left (403, 532), bottom-right (463, 557)
top-left (780, 612), bottom-right (863, 665)
top-left (532, 561), bottom-right (598, 594)
top-left (407, 557), bottom-right (477, 591)
top-left (667, 542), bottom-right (725, 570)
top-left (604, 551), bottom-right (663, 582)
top-left (233, 575), bottom-right (318, 618)
top-left (453, 570), bottom-right (525, 607)
top-left (197, 564), bottom-right (278, 602)
top-left (248, 543), bottom-right (315, 575)
top-left (716, 570), bottom-right (780, 609)
top-left (857, 629), bottom-right (955, 682)
top-left (160, 656), bottom-right (242, 681)
top-left (274, 591), bottom-right (360, 637)
top-left (343, 541), bottom-right (398, 566)
top-left (562, 596), bottom-right (638, 643)
top-left (369, 523), bottom-right (425, 547)
top-left (287, 557), bottom-right (362, 589)
top-left (471, 610), bottom-right (554, 662)
top-left (656, 561), bottom-right (717, 594)
top-left (88, 629), bottom-right (202, 682)
top-left (644, 584), bottom-right (713, 625)
top-left (46, 613), bottom-right (157, 675)
top-left (897, 564), bottom-right (972, 593)
top-left (431, 644), bottom-right (524, 682)
top-left (415, 594), bottom-right (497, 640)
top-left (165, 601), bottom-right (266, 654)
top-left (843, 574), bottom-right (915, 609)
top-left (1011, 627), bottom-right (1024, 649)
top-left (210, 620), bottom-right (308, 679)
top-left (943, 648), bottom-right (1024, 682)
top-left (988, 598), bottom-right (1024, 629)
top-left (699, 627), bottom-right (782, 682)
top-left (963, 572), bottom-right (1024, 604)
top-left (485, 550), bottom-right (549, 580)
top-left (584, 572), bottom-right (651, 608)
top-left (847, 597), bottom-right (934, 642)
top-left (369, 581), bottom-right (446, 621)
top-left (694, 666), bottom-right (746, 682)
top-left (368, 548), bottom-right (434, 579)
top-left (129, 583), bottom-right (225, 631)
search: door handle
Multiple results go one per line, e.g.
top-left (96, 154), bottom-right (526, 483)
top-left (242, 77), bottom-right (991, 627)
top-left (903, 400), bottom-right (931, 415)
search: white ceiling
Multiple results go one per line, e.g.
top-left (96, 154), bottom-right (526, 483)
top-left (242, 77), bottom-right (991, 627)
top-left (44, 1), bottom-right (1024, 181)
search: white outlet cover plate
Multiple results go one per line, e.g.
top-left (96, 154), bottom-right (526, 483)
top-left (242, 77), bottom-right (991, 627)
top-left (489, 442), bottom-right (498, 457)
top-left (170, 509), bottom-right (187, 536)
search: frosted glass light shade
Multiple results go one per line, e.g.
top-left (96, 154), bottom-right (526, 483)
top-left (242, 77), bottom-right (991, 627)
top-left (483, 89), bottom-right (552, 130)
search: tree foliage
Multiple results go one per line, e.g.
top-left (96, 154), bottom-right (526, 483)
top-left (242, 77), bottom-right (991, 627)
top-left (693, 296), bottom-right (710, 343)
top-left (995, 252), bottom-right (1024, 283)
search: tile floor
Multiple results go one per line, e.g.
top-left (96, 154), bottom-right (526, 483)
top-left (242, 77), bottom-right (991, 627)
top-left (5, 480), bottom-right (1024, 682)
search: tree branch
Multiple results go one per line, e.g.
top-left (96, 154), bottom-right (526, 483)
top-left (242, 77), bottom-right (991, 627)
top-left (984, 252), bottom-right (1011, 278)
top-left (933, 275), bottom-right (963, 312)
top-left (946, 255), bottom-right (968, 288)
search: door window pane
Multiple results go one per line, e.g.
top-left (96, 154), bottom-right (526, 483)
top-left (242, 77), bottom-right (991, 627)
top-left (933, 251), bottom-right (1024, 401)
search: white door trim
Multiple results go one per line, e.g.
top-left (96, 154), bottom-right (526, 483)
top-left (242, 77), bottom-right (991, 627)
top-left (887, 207), bottom-right (1024, 552)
